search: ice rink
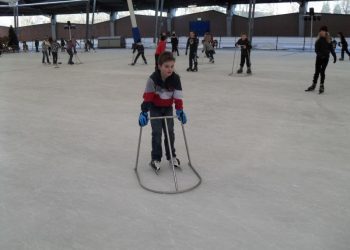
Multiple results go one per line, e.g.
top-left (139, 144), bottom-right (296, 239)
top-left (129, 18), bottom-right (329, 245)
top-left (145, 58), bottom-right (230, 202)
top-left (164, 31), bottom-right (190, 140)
top-left (1, 48), bottom-right (350, 250)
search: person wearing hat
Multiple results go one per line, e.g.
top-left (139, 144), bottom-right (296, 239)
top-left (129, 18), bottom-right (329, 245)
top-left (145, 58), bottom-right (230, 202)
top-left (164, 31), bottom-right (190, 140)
top-left (305, 25), bottom-right (336, 94)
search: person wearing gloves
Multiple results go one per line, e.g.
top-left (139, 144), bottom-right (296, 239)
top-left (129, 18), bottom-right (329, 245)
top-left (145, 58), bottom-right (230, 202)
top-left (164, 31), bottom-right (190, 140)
top-left (138, 51), bottom-right (187, 173)
top-left (305, 26), bottom-right (336, 94)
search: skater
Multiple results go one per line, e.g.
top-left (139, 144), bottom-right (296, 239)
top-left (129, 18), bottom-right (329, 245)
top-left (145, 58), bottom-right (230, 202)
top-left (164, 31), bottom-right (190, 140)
top-left (66, 39), bottom-right (74, 65)
top-left (60, 38), bottom-right (66, 52)
top-left (155, 33), bottom-right (167, 70)
top-left (185, 31), bottom-right (199, 72)
top-left (131, 39), bottom-right (147, 65)
top-left (202, 33), bottom-right (215, 63)
top-left (235, 32), bottom-right (252, 74)
top-left (34, 39), bottom-right (39, 52)
top-left (138, 51), bottom-right (187, 173)
top-left (48, 37), bottom-right (53, 56)
top-left (305, 26), bottom-right (336, 94)
top-left (51, 39), bottom-right (60, 65)
top-left (171, 32), bottom-right (179, 56)
top-left (337, 32), bottom-right (350, 61)
top-left (41, 38), bottom-right (50, 64)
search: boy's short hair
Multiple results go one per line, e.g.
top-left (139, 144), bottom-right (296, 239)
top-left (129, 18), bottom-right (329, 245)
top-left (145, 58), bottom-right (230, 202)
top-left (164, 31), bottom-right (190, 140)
top-left (241, 32), bottom-right (247, 36)
top-left (158, 51), bottom-right (175, 66)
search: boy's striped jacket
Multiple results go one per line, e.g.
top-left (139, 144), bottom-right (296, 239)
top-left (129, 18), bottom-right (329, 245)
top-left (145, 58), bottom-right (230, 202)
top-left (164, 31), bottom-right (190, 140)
top-left (141, 70), bottom-right (183, 112)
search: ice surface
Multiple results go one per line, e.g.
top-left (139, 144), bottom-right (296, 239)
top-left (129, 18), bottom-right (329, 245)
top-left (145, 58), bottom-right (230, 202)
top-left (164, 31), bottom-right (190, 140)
top-left (0, 49), bottom-right (350, 250)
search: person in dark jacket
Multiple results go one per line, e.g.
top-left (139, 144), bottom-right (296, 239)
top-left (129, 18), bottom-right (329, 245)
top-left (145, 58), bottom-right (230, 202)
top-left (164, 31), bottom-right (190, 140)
top-left (337, 32), bottom-right (350, 61)
top-left (60, 38), bottom-right (66, 52)
top-left (185, 31), bottom-right (199, 72)
top-left (35, 39), bottom-right (39, 52)
top-left (138, 51), bottom-right (187, 173)
top-left (131, 40), bottom-right (147, 65)
top-left (305, 26), bottom-right (336, 94)
top-left (171, 32), bottom-right (179, 56)
top-left (235, 33), bottom-right (252, 74)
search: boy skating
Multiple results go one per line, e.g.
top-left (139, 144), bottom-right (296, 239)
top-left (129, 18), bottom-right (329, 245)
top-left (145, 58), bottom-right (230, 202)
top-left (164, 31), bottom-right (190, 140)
top-left (337, 32), bottom-right (350, 61)
top-left (171, 32), bottom-right (179, 56)
top-left (235, 33), bottom-right (252, 74)
top-left (185, 32), bottom-right (199, 72)
top-left (138, 52), bottom-right (187, 173)
top-left (131, 39), bottom-right (147, 65)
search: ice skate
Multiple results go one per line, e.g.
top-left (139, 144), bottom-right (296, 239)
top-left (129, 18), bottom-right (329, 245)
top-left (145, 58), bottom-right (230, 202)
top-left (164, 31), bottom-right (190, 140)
top-left (247, 67), bottom-right (252, 74)
top-left (319, 84), bottom-right (324, 94)
top-left (150, 160), bottom-right (161, 174)
top-left (305, 84), bottom-right (316, 92)
top-left (186, 67), bottom-right (193, 72)
top-left (169, 158), bottom-right (181, 169)
top-left (237, 67), bottom-right (243, 74)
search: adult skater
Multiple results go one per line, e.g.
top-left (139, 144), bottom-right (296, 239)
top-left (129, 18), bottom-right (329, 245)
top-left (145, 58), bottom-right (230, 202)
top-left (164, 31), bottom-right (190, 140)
top-left (66, 39), bottom-right (74, 65)
top-left (131, 39), bottom-right (147, 65)
top-left (337, 32), bottom-right (350, 61)
top-left (235, 32), bottom-right (252, 74)
top-left (51, 39), bottom-right (60, 65)
top-left (34, 39), bottom-right (39, 52)
top-left (171, 32), bottom-right (179, 56)
top-left (154, 34), bottom-right (167, 70)
top-left (138, 51), bottom-right (187, 173)
top-left (202, 33), bottom-right (215, 63)
top-left (305, 26), bottom-right (336, 94)
top-left (185, 31), bottom-right (199, 72)
top-left (41, 38), bottom-right (51, 64)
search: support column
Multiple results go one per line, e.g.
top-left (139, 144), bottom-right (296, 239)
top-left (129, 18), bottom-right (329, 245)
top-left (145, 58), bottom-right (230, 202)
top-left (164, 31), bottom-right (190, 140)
top-left (85, 0), bottom-right (90, 43)
top-left (51, 14), bottom-right (57, 40)
top-left (298, 1), bottom-right (307, 37)
top-left (110, 11), bottom-right (117, 36)
top-left (167, 8), bottom-right (176, 34)
top-left (226, 4), bottom-right (234, 36)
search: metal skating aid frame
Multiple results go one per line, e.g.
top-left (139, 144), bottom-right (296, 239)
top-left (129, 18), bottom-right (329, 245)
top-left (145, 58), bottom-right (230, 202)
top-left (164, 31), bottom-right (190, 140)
top-left (134, 116), bottom-right (202, 194)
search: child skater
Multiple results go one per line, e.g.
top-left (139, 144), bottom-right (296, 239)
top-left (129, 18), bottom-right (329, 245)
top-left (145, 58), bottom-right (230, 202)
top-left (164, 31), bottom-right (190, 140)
top-left (337, 32), bottom-right (350, 61)
top-left (131, 39), bottom-right (147, 65)
top-left (305, 26), bottom-right (336, 94)
top-left (51, 39), bottom-right (61, 66)
top-left (171, 32), bottom-right (179, 56)
top-left (235, 32), bottom-right (252, 74)
top-left (138, 51), bottom-right (187, 173)
top-left (202, 33), bottom-right (215, 63)
top-left (154, 34), bottom-right (167, 70)
top-left (185, 31), bottom-right (199, 72)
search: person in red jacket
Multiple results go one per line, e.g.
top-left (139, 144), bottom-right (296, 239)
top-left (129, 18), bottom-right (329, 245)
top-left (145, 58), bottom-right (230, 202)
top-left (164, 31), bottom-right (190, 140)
top-left (155, 34), bottom-right (167, 70)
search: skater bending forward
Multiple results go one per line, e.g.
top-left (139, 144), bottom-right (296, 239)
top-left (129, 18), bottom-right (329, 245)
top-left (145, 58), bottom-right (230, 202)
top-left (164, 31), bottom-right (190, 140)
top-left (138, 51), bottom-right (187, 173)
top-left (305, 26), bottom-right (336, 94)
top-left (235, 33), bottom-right (252, 74)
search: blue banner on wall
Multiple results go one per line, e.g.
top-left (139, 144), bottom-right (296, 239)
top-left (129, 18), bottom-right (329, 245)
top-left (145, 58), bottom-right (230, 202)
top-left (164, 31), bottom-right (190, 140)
top-left (189, 21), bottom-right (210, 36)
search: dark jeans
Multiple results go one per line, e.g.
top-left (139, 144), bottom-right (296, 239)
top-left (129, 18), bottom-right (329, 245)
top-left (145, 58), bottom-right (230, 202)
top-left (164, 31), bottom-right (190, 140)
top-left (150, 106), bottom-right (176, 161)
top-left (42, 51), bottom-right (50, 63)
top-left (172, 45), bottom-right (179, 56)
top-left (313, 56), bottom-right (329, 85)
top-left (341, 46), bottom-right (350, 59)
top-left (155, 54), bottom-right (159, 70)
top-left (35, 45), bottom-right (39, 52)
top-left (134, 52), bottom-right (147, 64)
top-left (189, 51), bottom-right (198, 69)
top-left (205, 50), bottom-right (214, 60)
top-left (67, 49), bottom-right (74, 64)
top-left (52, 52), bottom-right (58, 64)
top-left (240, 52), bottom-right (251, 67)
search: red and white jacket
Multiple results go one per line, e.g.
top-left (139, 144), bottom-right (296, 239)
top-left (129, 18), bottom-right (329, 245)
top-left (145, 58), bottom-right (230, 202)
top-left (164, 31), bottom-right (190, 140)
top-left (141, 71), bottom-right (183, 112)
